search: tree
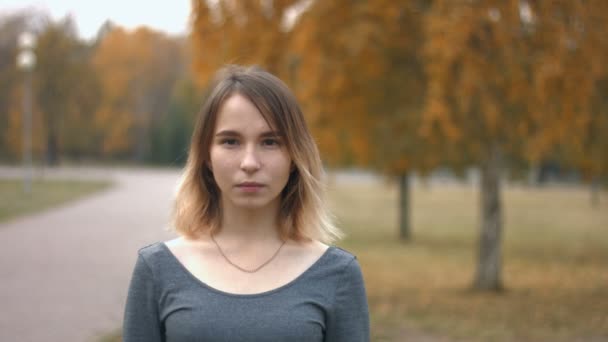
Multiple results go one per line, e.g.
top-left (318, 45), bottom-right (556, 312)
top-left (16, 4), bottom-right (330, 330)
top-left (580, 78), bottom-right (608, 206)
top-left (530, 1), bottom-right (608, 207)
top-left (92, 27), bottom-right (184, 159)
top-left (190, 0), bottom-right (299, 88)
top-left (35, 17), bottom-right (101, 163)
top-left (423, 0), bottom-right (608, 290)
top-left (147, 78), bottom-right (200, 165)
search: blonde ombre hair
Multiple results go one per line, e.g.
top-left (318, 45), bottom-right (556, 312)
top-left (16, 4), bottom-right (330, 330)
top-left (172, 65), bottom-right (341, 244)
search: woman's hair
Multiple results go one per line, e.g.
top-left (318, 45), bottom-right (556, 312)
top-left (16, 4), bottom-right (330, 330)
top-left (172, 65), bottom-right (342, 244)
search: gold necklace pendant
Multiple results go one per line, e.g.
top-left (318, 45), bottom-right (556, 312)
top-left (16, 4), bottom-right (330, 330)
top-left (211, 235), bottom-right (286, 273)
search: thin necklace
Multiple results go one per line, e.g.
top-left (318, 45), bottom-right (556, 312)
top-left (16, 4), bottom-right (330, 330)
top-left (210, 234), bottom-right (286, 273)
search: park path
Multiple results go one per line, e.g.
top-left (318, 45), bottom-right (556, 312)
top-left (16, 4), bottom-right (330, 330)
top-left (0, 166), bottom-right (179, 342)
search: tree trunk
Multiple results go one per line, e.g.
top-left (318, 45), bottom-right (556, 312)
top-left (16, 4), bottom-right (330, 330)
top-left (474, 146), bottom-right (503, 291)
top-left (399, 172), bottom-right (411, 241)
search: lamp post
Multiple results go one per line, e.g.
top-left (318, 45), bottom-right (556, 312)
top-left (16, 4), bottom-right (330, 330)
top-left (17, 31), bottom-right (36, 194)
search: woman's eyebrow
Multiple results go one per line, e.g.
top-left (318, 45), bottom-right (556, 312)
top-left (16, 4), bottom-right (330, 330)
top-left (260, 131), bottom-right (283, 138)
top-left (215, 130), bottom-right (283, 138)
top-left (215, 130), bottom-right (240, 137)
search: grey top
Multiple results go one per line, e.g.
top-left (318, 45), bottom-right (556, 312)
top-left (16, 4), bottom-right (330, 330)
top-left (123, 242), bottom-right (370, 342)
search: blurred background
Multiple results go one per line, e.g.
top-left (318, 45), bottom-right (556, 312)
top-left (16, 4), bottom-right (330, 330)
top-left (0, 1), bottom-right (607, 341)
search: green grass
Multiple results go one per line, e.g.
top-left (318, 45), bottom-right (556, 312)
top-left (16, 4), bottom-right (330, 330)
top-left (0, 178), bottom-right (112, 223)
top-left (330, 181), bottom-right (608, 341)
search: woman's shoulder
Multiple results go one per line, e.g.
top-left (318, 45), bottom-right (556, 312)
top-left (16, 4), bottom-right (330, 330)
top-left (134, 238), bottom-right (198, 280)
top-left (293, 244), bottom-right (362, 295)
top-left (138, 241), bottom-right (166, 256)
top-left (134, 240), bottom-right (176, 270)
top-left (320, 246), bottom-right (365, 291)
top-left (307, 243), bottom-right (359, 276)
top-left (329, 245), bottom-right (357, 261)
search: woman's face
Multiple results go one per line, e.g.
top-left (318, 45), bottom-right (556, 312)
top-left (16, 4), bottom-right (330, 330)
top-left (209, 93), bottom-right (292, 212)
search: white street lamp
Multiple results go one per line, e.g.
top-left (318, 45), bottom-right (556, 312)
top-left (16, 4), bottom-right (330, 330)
top-left (17, 31), bottom-right (36, 193)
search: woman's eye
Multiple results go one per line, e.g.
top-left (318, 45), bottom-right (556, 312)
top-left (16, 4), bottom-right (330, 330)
top-left (220, 138), bottom-right (238, 146)
top-left (262, 139), bottom-right (280, 147)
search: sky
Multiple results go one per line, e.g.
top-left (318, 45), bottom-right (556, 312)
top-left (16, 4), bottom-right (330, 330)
top-left (1, 0), bottom-right (191, 39)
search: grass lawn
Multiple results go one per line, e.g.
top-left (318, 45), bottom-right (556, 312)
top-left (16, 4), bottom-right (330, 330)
top-left (103, 180), bottom-right (608, 341)
top-left (330, 180), bottom-right (608, 341)
top-left (0, 178), bottom-right (112, 223)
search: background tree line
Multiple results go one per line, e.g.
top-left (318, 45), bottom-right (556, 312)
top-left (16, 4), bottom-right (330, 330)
top-left (0, 10), bottom-right (199, 165)
top-left (1, 1), bottom-right (607, 291)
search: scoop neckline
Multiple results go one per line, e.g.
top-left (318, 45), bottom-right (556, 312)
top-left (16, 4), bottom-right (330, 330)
top-left (159, 241), bottom-right (335, 298)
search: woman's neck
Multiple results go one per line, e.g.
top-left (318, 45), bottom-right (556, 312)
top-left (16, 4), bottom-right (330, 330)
top-left (217, 200), bottom-right (282, 243)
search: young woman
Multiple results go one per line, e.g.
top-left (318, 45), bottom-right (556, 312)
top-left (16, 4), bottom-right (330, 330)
top-left (123, 65), bottom-right (370, 341)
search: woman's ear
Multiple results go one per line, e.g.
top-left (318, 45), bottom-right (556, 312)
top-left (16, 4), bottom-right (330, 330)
top-left (290, 162), bottom-right (296, 173)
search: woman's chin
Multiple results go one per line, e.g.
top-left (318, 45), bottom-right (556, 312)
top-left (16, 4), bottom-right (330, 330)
top-left (229, 197), bottom-right (277, 211)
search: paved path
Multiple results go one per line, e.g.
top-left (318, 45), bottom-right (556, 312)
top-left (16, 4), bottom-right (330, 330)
top-left (0, 166), bottom-right (179, 342)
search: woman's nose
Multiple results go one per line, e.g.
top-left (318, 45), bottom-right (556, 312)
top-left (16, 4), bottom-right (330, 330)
top-left (240, 146), bottom-right (261, 172)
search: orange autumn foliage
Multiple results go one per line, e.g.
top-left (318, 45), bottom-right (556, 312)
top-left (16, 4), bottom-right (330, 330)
top-left (92, 27), bottom-right (184, 157)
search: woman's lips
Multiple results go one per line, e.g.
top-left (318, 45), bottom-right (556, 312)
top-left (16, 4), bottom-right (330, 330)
top-left (236, 182), bottom-right (264, 192)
